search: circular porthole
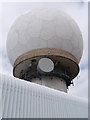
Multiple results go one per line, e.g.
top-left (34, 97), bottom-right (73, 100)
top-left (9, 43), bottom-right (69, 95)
top-left (37, 58), bottom-right (54, 74)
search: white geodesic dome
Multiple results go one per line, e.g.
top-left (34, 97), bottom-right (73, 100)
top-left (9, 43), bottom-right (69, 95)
top-left (7, 8), bottom-right (83, 66)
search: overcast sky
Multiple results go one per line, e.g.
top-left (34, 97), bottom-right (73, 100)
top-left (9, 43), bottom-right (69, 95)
top-left (0, 1), bottom-right (88, 100)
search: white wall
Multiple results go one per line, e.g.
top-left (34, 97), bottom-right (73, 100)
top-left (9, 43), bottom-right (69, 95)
top-left (1, 73), bottom-right (88, 118)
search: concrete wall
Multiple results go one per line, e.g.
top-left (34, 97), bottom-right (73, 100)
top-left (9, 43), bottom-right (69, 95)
top-left (32, 76), bottom-right (67, 92)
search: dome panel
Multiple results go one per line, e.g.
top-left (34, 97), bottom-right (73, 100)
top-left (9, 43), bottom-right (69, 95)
top-left (72, 47), bottom-right (81, 62)
top-left (61, 39), bottom-right (73, 52)
top-left (40, 20), bottom-right (55, 40)
top-left (56, 26), bottom-right (72, 40)
top-left (7, 28), bottom-right (18, 50)
top-left (47, 36), bottom-right (72, 53)
top-left (47, 36), bottom-right (63, 49)
top-left (27, 37), bottom-right (47, 50)
top-left (27, 19), bottom-right (42, 37)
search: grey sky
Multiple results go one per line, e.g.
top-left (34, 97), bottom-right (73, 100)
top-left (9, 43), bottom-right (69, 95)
top-left (0, 2), bottom-right (88, 100)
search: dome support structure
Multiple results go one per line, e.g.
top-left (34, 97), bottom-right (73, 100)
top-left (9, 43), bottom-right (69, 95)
top-left (13, 48), bottom-right (79, 92)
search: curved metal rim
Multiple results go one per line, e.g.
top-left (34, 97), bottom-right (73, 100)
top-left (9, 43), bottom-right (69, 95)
top-left (13, 55), bottom-right (79, 81)
top-left (13, 48), bottom-right (78, 68)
